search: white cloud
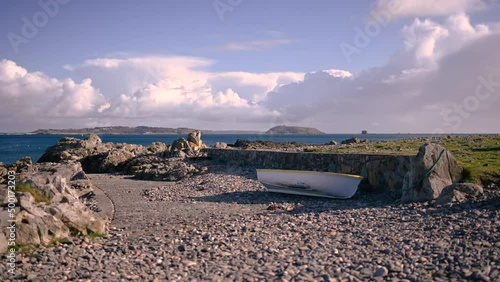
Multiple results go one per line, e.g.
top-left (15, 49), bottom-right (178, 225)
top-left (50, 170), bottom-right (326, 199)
top-left (371, 0), bottom-right (489, 21)
top-left (263, 15), bottom-right (500, 133)
top-left (222, 38), bottom-right (294, 51)
top-left (208, 71), bottom-right (304, 102)
top-left (401, 14), bottom-right (491, 67)
top-left (0, 59), bottom-right (108, 131)
top-left (66, 56), bottom-right (304, 127)
top-left (320, 69), bottom-right (353, 78)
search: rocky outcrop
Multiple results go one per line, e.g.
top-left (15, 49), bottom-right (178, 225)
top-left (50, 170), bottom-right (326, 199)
top-left (171, 130), bottom-right (206, 158)
top-left (341, 137), bottom-right (368, 145)
top-left (37, 134), bottom-right (112, 162)
top-left (146, 142), bottom-right (169, 154)
top-left (0, 161), bottom-right (107, 251)
top-left (129, 155), bottom-right (206, 181)
top-left (187, 130), bottom-right (203, 147)
top-left (36, 131), bottom-right (206, 182)
top-left (434, 183), bottom-right (484, 206)
top-left (38, 133), bottom-right (174, 174)
top-left (401, 144), bottom-right (462, 203)
top-left (232, 139), bottom-right (308, 150)
top-left (80, 143), bottom-right (146, 173)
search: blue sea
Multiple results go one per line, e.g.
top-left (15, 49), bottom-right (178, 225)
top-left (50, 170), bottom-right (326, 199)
top-left (0, 133), bottom-right (465, 165)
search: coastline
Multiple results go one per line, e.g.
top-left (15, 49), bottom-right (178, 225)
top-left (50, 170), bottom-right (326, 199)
top-left (1, 133), bottom-right (499, 280)
top-left (1, 133), bottom-right (498, 166)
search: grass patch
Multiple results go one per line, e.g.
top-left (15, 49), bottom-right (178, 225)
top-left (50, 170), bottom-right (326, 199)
top-left (15, 183), bottom-right (51, 205)
top-left (86, 232), bottom-right (104, 239)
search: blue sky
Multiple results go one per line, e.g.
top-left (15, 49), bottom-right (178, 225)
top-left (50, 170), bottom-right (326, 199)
top-left (1, 0), bottom-right (500, 133)
top-left (1, 0), bottom-right (404, 76)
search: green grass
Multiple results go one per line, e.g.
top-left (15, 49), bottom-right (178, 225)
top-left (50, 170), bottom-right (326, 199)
top-left (9, 243), bottom-right (37, 256)
top-left (303, 147), bottom-right (320, 152)
top-left (85, 232), bottom-right (104, 239)
top-left (15, 183), bottom-right (51, 205)
top-left (309, 135), bottom-right (500, 185)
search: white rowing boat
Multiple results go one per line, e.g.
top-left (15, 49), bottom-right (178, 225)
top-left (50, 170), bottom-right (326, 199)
top-left (256, 169), bottom-right (363, 199)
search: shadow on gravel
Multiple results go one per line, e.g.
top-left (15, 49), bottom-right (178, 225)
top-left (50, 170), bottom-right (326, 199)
top-left (440, 195), bottom-right (500, 214)
top-left (190, 191), bottom-right (396, 213)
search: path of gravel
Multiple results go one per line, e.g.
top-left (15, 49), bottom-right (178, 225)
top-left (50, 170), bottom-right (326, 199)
top-left (1, 167), bottom-right (499, 281)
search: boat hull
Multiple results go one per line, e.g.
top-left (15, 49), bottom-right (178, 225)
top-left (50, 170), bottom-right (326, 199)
top-left (256, 169), bottom-right (363, 199)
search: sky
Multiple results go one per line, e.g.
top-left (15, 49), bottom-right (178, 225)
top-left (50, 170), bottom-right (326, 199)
top-left (1, 0), bottom-right (500, 133)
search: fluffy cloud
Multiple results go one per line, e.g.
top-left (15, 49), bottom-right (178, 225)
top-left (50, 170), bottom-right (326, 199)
top-left (401, 14), bottom-right (491, 67)
top-left (65, 56), bottom-right (304, 128)
top-left (263, 15), bottom-right (500, 133)
top-left (0, 59), bottom-right (108, 131)
top-left (370, 0), bottom-right (489, 20)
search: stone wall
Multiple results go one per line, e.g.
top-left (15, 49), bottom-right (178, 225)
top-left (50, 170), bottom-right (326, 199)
top-left (206, 148), bottom-right (414, 193)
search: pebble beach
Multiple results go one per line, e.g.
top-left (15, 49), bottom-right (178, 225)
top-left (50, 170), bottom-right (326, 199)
top-left (2, 165), bottom-right (498, 281)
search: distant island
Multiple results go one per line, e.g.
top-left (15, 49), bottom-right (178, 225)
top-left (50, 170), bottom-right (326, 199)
top-left (28, 125), bottom-right (325, 135)
top-left (265, 125), bottom-right (325, 135)
top-left (29, 126), bottom-right (260, 135)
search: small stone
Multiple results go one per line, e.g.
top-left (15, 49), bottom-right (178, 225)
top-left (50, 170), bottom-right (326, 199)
top-left (183, 260), bottom-right (197, 267)
top-left (374, 266), bottom-right (389, 277)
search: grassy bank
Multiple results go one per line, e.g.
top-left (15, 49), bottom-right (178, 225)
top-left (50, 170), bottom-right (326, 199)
top-left (307, 135), bottom-right (500, 185)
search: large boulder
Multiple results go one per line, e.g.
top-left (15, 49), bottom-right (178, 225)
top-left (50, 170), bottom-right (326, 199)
top-left (401, 144), bottom-right (462, 203)
top-left (434, 183), bottom-right (484, 206)
top-left (38, 134), bottom-right (112, 163)
top-left (0, 161), bottom-right (108, 252)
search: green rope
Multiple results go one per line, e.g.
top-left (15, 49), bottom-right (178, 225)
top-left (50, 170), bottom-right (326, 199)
top-left (403, 148), bottom-right (447, 192)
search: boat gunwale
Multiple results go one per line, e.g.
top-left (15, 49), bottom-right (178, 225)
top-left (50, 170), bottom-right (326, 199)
top-left (256, 169), bottom-right (364, 179)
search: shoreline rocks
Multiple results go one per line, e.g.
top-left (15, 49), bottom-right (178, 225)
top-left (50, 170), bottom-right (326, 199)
top-left (0, 161), bottom-right (107, 252)
top-left (38, 131), bottom-right (209, 181)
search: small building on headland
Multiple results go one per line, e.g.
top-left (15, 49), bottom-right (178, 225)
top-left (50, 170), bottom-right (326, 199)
top-left (361, 130), bottom-right (368, 134)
